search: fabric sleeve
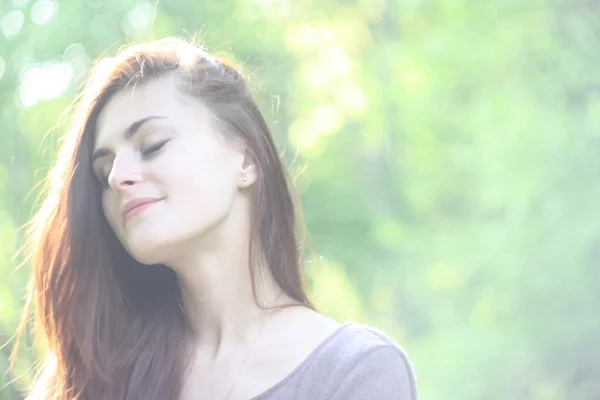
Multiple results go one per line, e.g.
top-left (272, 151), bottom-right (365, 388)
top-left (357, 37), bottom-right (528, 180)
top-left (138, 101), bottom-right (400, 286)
top-left (330, 345), bottom-right (418, 400)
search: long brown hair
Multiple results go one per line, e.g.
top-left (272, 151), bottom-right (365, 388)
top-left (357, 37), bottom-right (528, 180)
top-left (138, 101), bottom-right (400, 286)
top-left (15, 37), bottom-right (312, 400)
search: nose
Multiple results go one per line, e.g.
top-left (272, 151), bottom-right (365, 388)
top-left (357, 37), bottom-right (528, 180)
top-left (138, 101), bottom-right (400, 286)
top-left (107, 154), bottom-right (143, 193)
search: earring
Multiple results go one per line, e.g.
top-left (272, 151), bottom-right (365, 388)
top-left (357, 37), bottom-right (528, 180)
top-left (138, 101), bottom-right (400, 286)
top-left (242, 176), bottom-right (248, 183)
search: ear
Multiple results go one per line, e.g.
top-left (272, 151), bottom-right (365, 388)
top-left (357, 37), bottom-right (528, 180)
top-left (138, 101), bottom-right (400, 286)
top-left (237, 148), bottom-right (258, 188)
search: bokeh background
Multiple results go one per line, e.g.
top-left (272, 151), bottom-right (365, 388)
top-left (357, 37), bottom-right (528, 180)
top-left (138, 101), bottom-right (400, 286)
top-left (1, 0), bottom-right (600, 399)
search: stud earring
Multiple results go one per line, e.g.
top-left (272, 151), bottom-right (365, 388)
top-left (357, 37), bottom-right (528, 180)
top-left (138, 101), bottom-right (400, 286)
top-left (242, 176), bottom-right (248, 182)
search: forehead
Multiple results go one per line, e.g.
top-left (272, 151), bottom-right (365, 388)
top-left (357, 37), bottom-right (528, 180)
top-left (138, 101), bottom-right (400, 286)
top-left (94, 78), bottom-right (206, 148)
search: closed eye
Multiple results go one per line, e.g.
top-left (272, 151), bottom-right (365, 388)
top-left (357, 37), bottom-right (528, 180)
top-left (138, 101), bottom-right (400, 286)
top-left (95, 139), bottom-right (171, 190)
top-left (142, 139), bottom-right (170, 157)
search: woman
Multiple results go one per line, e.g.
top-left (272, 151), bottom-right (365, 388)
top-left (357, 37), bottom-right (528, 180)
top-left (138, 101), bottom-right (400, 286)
top-left (17, 38), bottom-right (417, 399)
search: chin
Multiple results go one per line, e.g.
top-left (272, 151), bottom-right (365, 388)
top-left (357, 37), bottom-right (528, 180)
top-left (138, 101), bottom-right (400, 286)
top-left (126, 247), bottom-right (164, 266)
top-left (123, 234), bottom-right (170, 266)
top-left (130, 251), bottom-right (164, 266)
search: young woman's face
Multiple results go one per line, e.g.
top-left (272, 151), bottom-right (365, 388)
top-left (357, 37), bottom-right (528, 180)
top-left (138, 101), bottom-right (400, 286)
top-left (92, 78), bottom-right (249, 265)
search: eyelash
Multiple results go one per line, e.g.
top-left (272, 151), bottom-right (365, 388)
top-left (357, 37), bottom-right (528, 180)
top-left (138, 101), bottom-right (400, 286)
top-left (142, 139), bottom-right (169, 157)
top-left (98, 139), bottom-right (170, 189)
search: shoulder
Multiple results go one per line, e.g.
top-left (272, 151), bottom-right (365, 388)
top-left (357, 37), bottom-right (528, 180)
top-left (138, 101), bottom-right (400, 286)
top-left (328, 322), bottom-right (411, 356)
top-left (306, 322), bottom-right (418, 400)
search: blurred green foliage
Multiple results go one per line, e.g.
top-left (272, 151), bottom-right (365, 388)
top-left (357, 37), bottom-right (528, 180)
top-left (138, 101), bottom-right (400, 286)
top-left (1, 0), bottom-right (600, 399)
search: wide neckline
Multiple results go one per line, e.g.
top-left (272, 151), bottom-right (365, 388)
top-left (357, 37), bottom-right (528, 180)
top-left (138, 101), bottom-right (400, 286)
top-left (250, 321), bottom-right (355, 400)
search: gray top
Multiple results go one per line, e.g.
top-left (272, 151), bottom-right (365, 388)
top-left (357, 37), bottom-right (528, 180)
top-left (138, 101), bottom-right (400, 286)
top-left (253, 322), bottom-right (418, 400)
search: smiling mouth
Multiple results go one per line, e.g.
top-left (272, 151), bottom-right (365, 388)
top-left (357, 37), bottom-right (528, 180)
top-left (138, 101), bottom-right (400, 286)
top-left (123, 199), bottom-right (162, 219)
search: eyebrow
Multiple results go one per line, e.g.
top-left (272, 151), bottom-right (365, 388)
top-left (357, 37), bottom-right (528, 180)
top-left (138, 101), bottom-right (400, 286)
top-left (91, 115), bottom-right (167, 163)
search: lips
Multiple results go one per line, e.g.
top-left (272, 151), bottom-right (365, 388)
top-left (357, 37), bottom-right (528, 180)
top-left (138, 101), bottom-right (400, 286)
top-left (121, 197), bottom-right (162, 219)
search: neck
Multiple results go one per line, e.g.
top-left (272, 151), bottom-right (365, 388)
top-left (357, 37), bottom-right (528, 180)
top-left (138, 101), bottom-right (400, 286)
top-left (167, 208), bottom-right (290, 359)
top-left (165, 196), bottom-right (297, 357)
top-left (176, 249), bottom-right (281, 349)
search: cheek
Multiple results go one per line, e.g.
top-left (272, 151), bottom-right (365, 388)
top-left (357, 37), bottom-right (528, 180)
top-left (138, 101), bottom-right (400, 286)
top-left (161, 153), bottom-right (237, 221)
top-left (102, 195), bottom-right (123, 237)
top-left (165, 142), bottom-right (238, 197)
top-left (169, 164), bottom-right (235, 209)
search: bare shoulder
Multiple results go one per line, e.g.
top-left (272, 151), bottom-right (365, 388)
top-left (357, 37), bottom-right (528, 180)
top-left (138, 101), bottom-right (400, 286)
top-left (254, 313), bottom-right (418, 400)
top-left (263, 306), bottom-right (342, 354)
top-left (315, 322), bottom-right (418, 400)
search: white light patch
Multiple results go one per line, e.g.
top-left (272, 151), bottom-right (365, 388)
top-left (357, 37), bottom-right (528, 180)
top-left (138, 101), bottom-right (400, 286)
top-left (123, 2), bottom-right (155, 37)
top-left (0, 58), bottom-right (6, 81)
top-left (19, 61), bottom-right (73, 107)
top-left (31, 0), bottom-right (59, 25)
top-left (2, 10), bottom-right (25, 38)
